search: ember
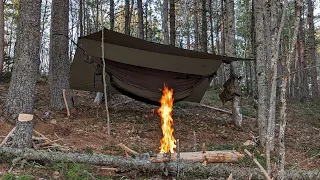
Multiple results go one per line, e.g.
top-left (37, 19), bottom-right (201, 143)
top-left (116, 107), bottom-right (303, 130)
top-left (158, 84), bottom-right (176, 154)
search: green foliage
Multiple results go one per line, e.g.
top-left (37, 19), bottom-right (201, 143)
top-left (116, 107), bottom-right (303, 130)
top-left (53, 162), bottom-right (93, 180)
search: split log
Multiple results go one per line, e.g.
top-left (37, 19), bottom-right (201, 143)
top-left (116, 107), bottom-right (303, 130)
top-left (0, 147), bottom-right (320, 179)
top-left (151, 150), bottom-right (244, 163)
top-left (62, 89), bottom-right (71, 117)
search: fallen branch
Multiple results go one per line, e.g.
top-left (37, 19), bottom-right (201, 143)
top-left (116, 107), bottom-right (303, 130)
top-left (0, 127), bottom-right (16, 147)
top-left (199, 104), bottom-right (255, 119)
top-left (244, 149), bottom-right (271, 180)
top-left (118, 143), bottom-right (139, 156)
top-left (0, 147), bottom-right (319, 179)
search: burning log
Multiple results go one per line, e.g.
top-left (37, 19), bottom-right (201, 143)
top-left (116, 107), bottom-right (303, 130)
top-left (151, 150), bottom-right (244, 163)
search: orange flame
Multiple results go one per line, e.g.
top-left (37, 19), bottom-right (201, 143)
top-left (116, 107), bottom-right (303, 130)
top-left (158, 85), bottom-right (176, 154)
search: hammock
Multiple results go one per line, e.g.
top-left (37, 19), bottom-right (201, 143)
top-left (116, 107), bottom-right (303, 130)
top-left (70, 29), bottom-right (250, 105)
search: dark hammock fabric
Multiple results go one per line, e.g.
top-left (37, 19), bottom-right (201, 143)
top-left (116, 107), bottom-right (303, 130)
top-left (101, 60), bottom-right (207, 105)
top-left (70, 29), bottom-right (252, 105)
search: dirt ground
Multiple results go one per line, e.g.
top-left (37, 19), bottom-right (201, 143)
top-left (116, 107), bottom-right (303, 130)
top-left (0, 82), bottom-right (319, 179)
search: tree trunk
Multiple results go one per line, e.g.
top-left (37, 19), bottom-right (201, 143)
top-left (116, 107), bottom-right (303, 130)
top-left (49, 0), bottom-right (73, 110)
top-left (169, 0), bottom-right (175, 46)
top-left (162, 0), bottom-right (169, 44)
top-left (193, 0), bottom-right (199, 51)
top-left (209, 0), bottom-right (215, 54)
top-left (79, 0), bottom-right (84, 36)
top-left (201, 0), bottom-right (207, 52)
top-left (96, 0), bottom-right (99, 31)
top-left (0, 0), bottom-right (4, 78)
top-left (300, 13), bottom-right (308, 99)
top-left (254, 0), bottom-right (268, 146)
top-left (137, 0), bottom-right (144, 39)
top-left (110, 0), bottom-right (115, 31)
top-left (125, 0), bottom-right (130, 35)
top-left (224, 0), bottom-right (242, 127)
top-left (4, 0), bottom-right (41, 125)
top-left (278, 1), bottom-right (300, 179)
top-left (307, 0), bottom-right (319, 98)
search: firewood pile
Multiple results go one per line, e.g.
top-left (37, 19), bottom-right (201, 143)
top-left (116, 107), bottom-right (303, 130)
top-left (0, 128), bottom-right (71, 152)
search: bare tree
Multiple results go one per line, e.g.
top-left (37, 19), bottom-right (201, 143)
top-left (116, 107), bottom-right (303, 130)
top-left (137, 0), bottom-right (144, 39)
top-left (79, 0), bottom-right (84, 36)
top-left (4, 0), bottom-right (42, 148)
top-left (162, 0), bottom-right (169, 44)
top-left (307, 0), bottom-right (319, 98)
top-left (169, 0), bottom-right (175, 46)
top-left (49, 0), bottom-right (73, 110)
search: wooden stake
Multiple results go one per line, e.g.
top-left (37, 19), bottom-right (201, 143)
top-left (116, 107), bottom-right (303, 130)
top-left (62, 89), bottom-right (70, 117)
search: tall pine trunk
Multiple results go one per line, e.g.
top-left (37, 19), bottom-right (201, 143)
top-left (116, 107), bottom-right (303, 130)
top-left (193, 0), bottom-right (199, 51)
top-left (137, 0), bottom-right (144, 39)
top-left (110, 0), bottom-right (114, 31)
top-left (162, 0), bottom-right (169, 44)
top-left (4, 0), bottom-right (41, 148)
top-left (125, 0), bottom-right (130, 35)
top-left (169, 0), bottom-right (175, 46)
top-left (49, 0), bottom-right (73, 110)
top-left (201, 0), bottom-right (207, 52)
top-left (307, 0), bottom-right (319, 98)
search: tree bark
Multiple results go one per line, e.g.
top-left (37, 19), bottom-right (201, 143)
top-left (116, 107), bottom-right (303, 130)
top-left (49, 0), bottom-right (72, 110)
top-left (0, 0), bottom-right (4, 78)
top-left (254, 0), bottom-right (268, 146)
top-left (209, 0), bottom-right (215, 54)
top-left (162, 0), bottom-right (169, 44)
top-left (4, 0), bottom-right (41, 119)
top-left (169, 0), bottom-right (175, 46)
top-left (125, 0), bottom-right (130, 35)
top-left (307, 0), bottom-right (319, 98)
top-left (225, 0), bottom-right (242, 127)
top-left (10, 114), bottom-right (35, 148)
top-left (278, 1), bottom-right (300, 179)
top-left (79, 0), bottom-right (84, 36)
top-left (110, 0), bottom-right (115, 31)
top-left (1, 147), bottom-right (319, 179)
top-left (193, 0), bottom-right (199, 51)
top-left (201, 0), bottom-right (207, 52)
top-left (137, 0), bottom-right (144, 39)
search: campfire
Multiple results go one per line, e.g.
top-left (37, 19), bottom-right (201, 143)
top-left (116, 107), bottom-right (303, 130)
top-left (117, 84), bottom-right (244, 164)
top-left (158, 84), bottom-right (176, 154)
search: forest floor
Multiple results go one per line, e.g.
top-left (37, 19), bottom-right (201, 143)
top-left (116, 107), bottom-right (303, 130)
top-left (0, 82), bottom-right (319, 179)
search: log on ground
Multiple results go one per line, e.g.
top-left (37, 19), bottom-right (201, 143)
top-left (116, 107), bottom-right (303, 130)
top-left (151, 150), bottom-right (244, 163)
top-left (0, 147), bottom-right (319, 180)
